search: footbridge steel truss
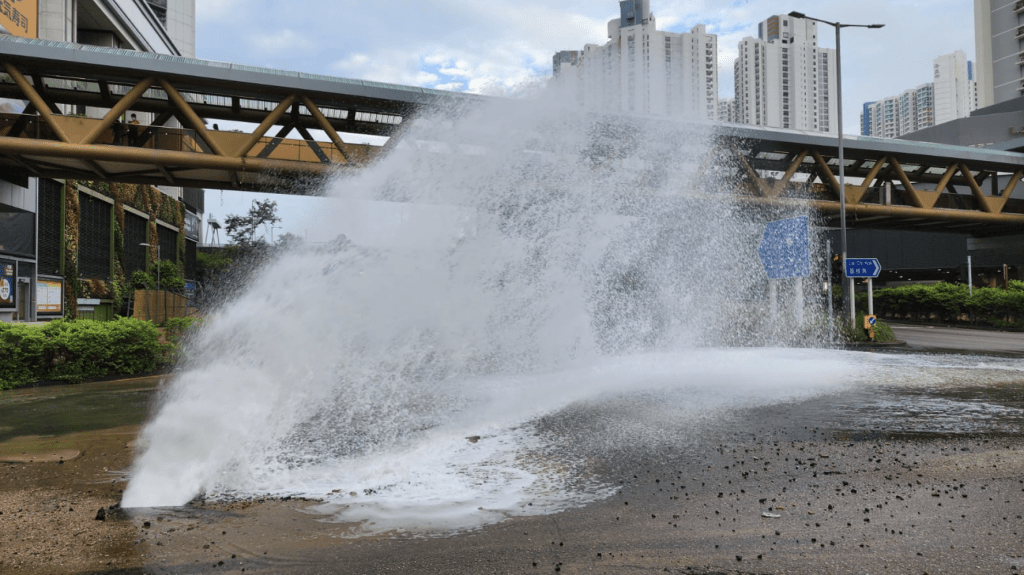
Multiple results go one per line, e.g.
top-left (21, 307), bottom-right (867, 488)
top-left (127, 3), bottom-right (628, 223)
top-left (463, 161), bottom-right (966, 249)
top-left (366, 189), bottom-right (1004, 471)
top-left (1, 36), bottom-right (1024, 235)
top-left (0, 35), bottom-right (476, 191)
top-left (716, 125), bottom-right (1024, 236)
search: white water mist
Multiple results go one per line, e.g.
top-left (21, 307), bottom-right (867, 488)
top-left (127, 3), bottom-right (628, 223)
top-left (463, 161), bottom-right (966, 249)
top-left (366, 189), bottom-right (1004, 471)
top-left (123, 94), bottom-right (837, 527)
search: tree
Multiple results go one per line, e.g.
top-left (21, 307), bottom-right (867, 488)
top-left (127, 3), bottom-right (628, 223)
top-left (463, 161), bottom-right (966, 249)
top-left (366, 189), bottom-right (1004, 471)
top-left (223, 199), bottom-right (281, 247)
top-left (275, 232), bottom-right (304, 250)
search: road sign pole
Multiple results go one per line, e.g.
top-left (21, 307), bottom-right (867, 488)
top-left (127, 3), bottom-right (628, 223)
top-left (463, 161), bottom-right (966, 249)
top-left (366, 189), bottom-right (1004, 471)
top-left (769, 280), bottom-right (778, 324)
top-left (849, 278), bottom-right (856, 326)
top-left (967, 255), bottom-right (973, 297)
top-left (796, 277), bottom-right (805, 327)
top-left (826, 239), bottom-right (833, 307)
top-left (868, 278), bottom-right (874, 316)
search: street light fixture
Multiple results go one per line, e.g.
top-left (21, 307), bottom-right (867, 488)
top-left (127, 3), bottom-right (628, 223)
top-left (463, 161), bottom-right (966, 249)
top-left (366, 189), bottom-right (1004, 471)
top-left (788, 11), bottom-right (884, 328)
top-left (140, 242), bottom-right (160, 292)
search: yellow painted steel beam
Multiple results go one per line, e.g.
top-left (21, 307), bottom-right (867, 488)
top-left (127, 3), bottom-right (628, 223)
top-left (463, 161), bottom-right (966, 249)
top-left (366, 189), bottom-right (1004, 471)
top-left (735, 148), bottom-right (771, 197)
top-left (766, 150), bottom-right (808, 198)
top-left (235, 95), bottom-right (297, 158)
top-left (890, 156), bottom-right (940, 209)
top-left (0, 137), bottom-right (337, 176)
top-left (2, 61), bottom-right (71, 144)
top-left (301, 95), bottom-right (349, 164)
top-left (1003, 169), bottom-right (1024, 200)
top-left (730, 194), bottom-right (1024, 226)
top-left (845, 156), bottom-right (889, 205)
top-left (959, 162), bottom-right (1008, 214)
top-left (158, 79), bottom-right (228, 157)
top-left (810, 200), bottom-right (1024, 225)
top-left (80, 77), bottom-right (157, 145)
top-left (810, 150), bottom-right (840, 200)
top-left (932, 164), bottom-right (958, 195)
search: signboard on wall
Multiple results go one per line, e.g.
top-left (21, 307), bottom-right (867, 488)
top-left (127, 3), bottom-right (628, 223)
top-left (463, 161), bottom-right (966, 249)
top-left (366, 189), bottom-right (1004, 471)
top-left (0, 260), bottom-right (15, 309)
top-left (184, 212), bottom-right (201, 241)
top-left (0, 0), bottom-right (38, 38)
top-left (36, 278), bottom-right (63, 315)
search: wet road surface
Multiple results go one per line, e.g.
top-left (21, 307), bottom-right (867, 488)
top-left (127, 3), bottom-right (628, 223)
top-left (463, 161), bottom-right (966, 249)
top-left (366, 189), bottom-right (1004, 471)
top-left (2, 365), bottom-right (1024, 574)
top-left (890, 322), bottom-right (1024, 356)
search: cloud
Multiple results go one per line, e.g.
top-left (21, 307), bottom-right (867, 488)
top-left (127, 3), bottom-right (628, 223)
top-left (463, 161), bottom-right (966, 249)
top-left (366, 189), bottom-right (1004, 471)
top-left (248, 29), bottom-right (313, 54)
top-left (196, 0), bottom-right (246, 23)
top-left (198, 0), bottom-right (975, 124)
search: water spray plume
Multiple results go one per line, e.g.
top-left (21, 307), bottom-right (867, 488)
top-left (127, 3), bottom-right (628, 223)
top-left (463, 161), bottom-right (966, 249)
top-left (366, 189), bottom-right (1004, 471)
top-left (123, 91), bottom-right (845, 532)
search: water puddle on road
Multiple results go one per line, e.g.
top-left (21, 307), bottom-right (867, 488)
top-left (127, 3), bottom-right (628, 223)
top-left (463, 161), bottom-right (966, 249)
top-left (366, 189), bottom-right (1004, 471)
top-left (756, 352), bottom-right (1024, 439)
top-left (0, 376), bottom-right (161, 446)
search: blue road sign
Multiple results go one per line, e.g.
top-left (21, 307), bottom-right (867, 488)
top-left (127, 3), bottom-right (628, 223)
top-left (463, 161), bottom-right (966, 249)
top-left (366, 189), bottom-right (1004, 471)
top-left (758, 216), bottom-right (810, 280)
top-left (845, 258), bottom-right (881, 278)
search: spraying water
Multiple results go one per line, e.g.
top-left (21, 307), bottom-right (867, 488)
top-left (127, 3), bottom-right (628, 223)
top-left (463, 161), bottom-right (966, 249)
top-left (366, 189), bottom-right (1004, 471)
top-left (124, 94), bottom-right (865, 532)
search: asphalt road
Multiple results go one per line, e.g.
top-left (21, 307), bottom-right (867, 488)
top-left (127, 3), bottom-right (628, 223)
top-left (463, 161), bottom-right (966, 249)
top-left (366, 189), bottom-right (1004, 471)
top-left (4, 366), bottom-right (1024, 574)
top-left (888, 322), bottom-right (1024, 355)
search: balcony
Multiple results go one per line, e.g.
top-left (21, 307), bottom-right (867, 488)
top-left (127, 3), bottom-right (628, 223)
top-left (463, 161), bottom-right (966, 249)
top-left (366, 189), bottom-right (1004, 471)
top-left (1018, 25), bottom-right (1024, 38)
top-left (1016, 0), bottom-right (1024, 13)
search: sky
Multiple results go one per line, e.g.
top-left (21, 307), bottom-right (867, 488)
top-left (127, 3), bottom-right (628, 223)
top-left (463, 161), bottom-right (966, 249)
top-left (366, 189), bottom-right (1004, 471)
top-left (195, 0), bottom-right (976, 243)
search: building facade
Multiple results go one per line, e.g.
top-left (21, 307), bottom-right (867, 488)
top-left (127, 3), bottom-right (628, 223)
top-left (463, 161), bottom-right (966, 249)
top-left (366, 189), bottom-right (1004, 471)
top-left (861, 84), bottom-right (935, 139)
top-left (552, 1), bottom-right (719, 120)
top-left (860, 51), bottom-right (975, 139)
top-left (0, 0), bottom-right (198, 323)
top-left (733, 15), bottom-right (837, 133)
top-left (974, 0), bottom-right (1022, 108)
top-left (717, 98), bottom-right (737, 123)
top-left (933, 51), bottom-right (978, 126)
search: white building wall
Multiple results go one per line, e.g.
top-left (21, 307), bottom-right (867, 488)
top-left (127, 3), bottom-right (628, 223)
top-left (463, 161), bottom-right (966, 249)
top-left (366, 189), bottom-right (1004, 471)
top-left (975, 0), bottom-right (995, 108)
top-left (734, 38), bottom-right (767, 126)
top-left (733, 15), bottom-right (836, 133)
top-left (554, 4), bottom-right (718, 121)
top-left (933, 50), bottom-right (976, 126)
top-left (164, 0), bottom-right (196, 58)
top-left (38, 0), bottom-right (76, 42)
top-left (0, 180), bottom-right (37, 213)
top-left (717, 98), bottom-right (735, 123)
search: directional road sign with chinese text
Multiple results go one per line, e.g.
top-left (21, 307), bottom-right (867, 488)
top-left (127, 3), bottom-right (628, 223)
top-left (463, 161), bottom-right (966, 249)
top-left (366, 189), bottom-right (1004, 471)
top-left (758, 216), bottom-right (810, 280)
top-left (845, 258), bottom-right (881, 278)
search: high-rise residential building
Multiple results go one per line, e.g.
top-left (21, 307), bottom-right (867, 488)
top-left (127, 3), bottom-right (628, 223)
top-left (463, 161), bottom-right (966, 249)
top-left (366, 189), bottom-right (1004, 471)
top-left (860, 51), bottom-right (973, 138)
top-left (861, 84), bottom-right (935, 138)
top-left (933, 51), bottom-right (977, 125)
top-left (733, 15), bottom-right (837, 133)
top-left (551, 1), bottom-right (719, 120)
top-left (974, 0), bottom-right (1021, 108)
top-left (0, 0), bottom-right (197, 323)
top-left (553, 50), bottom-right (582, 76)
top-left (718, 98), bottom-right (737, 123)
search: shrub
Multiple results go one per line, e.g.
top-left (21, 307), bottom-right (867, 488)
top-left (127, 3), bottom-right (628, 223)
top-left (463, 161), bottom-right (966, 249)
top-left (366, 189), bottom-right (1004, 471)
top-left (150, 259), bottom-right (185, 292)
top-left (870, 282), bottom-right (1024, 327)
top-left (162, 316), bottom-right (201, 345)
top-left (0, 318), bottom-right (168, 390)
top-left (0, 323), bottom-right (51, 389)
top-left (843, 313), bottom-right (897, 344)
top-left (131, 270), bottom-right (154, 290)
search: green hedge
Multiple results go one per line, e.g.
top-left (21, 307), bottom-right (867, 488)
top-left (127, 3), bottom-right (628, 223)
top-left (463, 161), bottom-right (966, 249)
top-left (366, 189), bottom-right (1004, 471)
top-left (0, 318), bottom-right (168, 390)
top-left (862, 281), bottom-right (1024, 327)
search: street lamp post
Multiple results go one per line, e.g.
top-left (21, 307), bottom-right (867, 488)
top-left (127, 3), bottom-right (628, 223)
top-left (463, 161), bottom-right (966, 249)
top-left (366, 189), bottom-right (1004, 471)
top-left (140, 242), bottom-right (160, 292)
top-left (251, 199), bottom-right (258, 243)
top-left (788, 11), bottom-right (883, 328)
